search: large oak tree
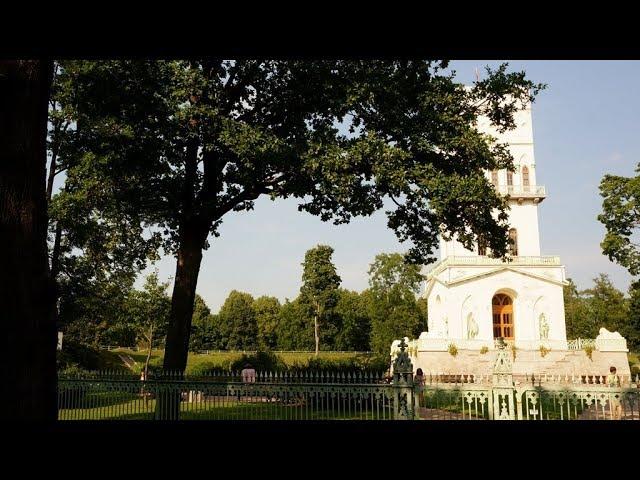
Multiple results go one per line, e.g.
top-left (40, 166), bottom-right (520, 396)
top-left (55, 60), bottom-right (542, 417)
top-left (0, 60), bottom-right (55, 420)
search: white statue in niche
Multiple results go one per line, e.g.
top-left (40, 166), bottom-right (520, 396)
top-left (467, 312), bottom-right (479, 339)
top-left (539, 313), bottom-right (549, 340)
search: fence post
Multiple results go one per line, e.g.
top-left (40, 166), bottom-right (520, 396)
top-left (492, 337), bottom-right (516, 420)
top-left (392, 339), bottom-right (415, 420)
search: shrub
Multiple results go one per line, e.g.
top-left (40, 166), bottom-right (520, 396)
top-left (230, 351), bottom-right (287, 372)
top-left (539, 345), bottom-right (550, 358)
top-left (56, 340), bottom-right (127, 371)
top-left (584, 345), bottom-right (594, 361)
top-left (448, 344), bottom-right (458, 357)
top-left (479, 346), bottom-right (489, 355)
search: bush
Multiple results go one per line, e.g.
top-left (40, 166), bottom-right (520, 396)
top-left (56, 340), bottom-right (127, 371)
top-left (539, 345), bottom-right (550, 358)
top-left (448, 344), bottom-right (458, 357)
top-left (479, 346), bottom-right (489, 355)
top-left (230, 351), bottom-right (288, 372)
top-left (584, 345), bottom-right (594, 361)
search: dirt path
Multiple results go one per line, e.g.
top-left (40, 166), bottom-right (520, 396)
top-left (118, 354), bottom-right (137, 370)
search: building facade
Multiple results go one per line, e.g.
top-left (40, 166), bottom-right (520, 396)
top-left (422, 101), bottom-right (569, 350)
top-left (399, 101), bottom-right (630, 376)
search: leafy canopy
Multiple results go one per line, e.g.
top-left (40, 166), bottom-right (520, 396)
top-left (55, 60), bottom-right (544, 264)
top-left (599, 166), bottom-right (640, 275)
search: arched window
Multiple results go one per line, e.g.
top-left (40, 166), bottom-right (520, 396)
top-left (478, 236), bottom-right (487, 256)
top-left (491, 170), bottom-right (498, 185)
top-left (506, 170), bottom-right (513, 186)
top-left (492, 293), bottom-right (514, 340)
top-left (508, 228), bottom-right (518, 256)
top-left (522, 166), bottom-right (530, 191)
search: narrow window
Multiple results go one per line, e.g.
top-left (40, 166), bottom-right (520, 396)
top-left (522, 166), bottom-right (530, 191)
top-left (507, 170), bottom-right (513, 186)
top-left (508, 228), bottom-right (518, 256)
top-left (491, 170), bottom-right (498, 185)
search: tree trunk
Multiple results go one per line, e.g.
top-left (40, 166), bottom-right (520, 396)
top-left (0, 60), bottom-right (55, 420)
top-left (144, 325), bottom-right (154, 380)
top-left (156, 221), bottom-right (206, 419)
top-left (314, 313), bottom-right (319, 357)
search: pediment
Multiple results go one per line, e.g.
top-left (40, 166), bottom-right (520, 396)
top-left (432, 265), bottom-right (568, 287)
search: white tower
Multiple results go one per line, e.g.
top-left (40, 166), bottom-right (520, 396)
top-left (422, 102), bottom-right (570, 350)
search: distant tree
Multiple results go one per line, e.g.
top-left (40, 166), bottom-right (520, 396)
top-left (598, 166), bottom-right (640, 275)
top-left (626, 281), bottom-right (640, 350)
top-left (188, 294), bottom-right (216, 351)
top-left (366, 253), bottom-right (426, 355)
top-left (191, 294), bottom-right (211, 326)
top-left (124, 272), bottom-right (171, 377)
top-left (0, 60), bottom-right (55, 420)
top-left (333, 289), bottom-right (371, 351)
top-left (300, 245), bottom-right (342, 355)
top-left (277, 298), bottom-right (314, 350)
top-left (218, 291), bottom-right (258, 350)
top-left (416, 296), bottom-right (429, 329)
top-left (60, 268), bottom-right (134, 347)
top-left (583, 274), bottom-right (629, 336)
top-left (253, 296), bottom-right (281, 350)
top-left (563, 278), bottom-right (596, 339)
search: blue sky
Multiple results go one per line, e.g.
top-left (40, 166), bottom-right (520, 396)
top-left (140, 61), bottom-right (640, 312)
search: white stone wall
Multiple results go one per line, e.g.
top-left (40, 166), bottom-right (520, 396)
top-left (426, 266), bottom-right (567, 346)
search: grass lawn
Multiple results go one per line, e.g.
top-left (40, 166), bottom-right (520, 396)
top-left (110, 349), bottom-right (374, 373)
top-left (58, 395), bottom-right (392, 420)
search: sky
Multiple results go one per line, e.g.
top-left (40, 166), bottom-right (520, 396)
top-left (136, 60), bottom-right (640, 312)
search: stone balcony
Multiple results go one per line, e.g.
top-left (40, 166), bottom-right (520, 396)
top-left (495, 184), bottom-right (546, 202)
top-left (425, 255), bottom-right (561, 278)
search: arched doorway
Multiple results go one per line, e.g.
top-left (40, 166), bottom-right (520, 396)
top-left (492, 293), bottom-right (514, 340)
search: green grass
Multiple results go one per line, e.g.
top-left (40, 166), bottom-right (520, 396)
top-left (58, 396), bottom-right (391, 420)
top-left (110, 349), bottom-right (373, 372)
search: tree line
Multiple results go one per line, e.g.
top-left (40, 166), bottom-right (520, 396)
top-left (565, 274), bottom-right (640, 350)
top-left (61, 247), bottom-right (428, 358)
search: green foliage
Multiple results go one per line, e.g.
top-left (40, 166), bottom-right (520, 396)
top-left (626, 282), bottom-right (640, 350)
top-left (584, 345), bottom-right (594, 361)
top-left (598, 166), bottom-right (640, 275)
top-left (253, 296), bottom-right (281, 350)
top-left (583, 274), bottom-right (629, 335)
top-left (123, 272), bottom-right (171, 350)
top-left (564, 278), bottom-right (597, 339)
top-left (230, 351), bottom-right (287, 372)
top-left (191, 294), bottom-right (212, 326)
top-left (539, 345), bottom-right (550, 357)
top-left (333, 289), bottom-right (371, 351)
top-left (448, 344), bottom-right (458, 357)
top-left (366, 253), bottom-right (427, 355)
top-left (300, 245), bottom-right (342, 352)
top-left (55, 60), bottom-right (543, 366)
top-left (56, 340), bottom-right (127, 371)
top-left (276, 298), bottom-right (314, 350)
top-left (218, 290), bottom-right (258, 350)
top-left (480, 346), bottom-right (489, 355)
